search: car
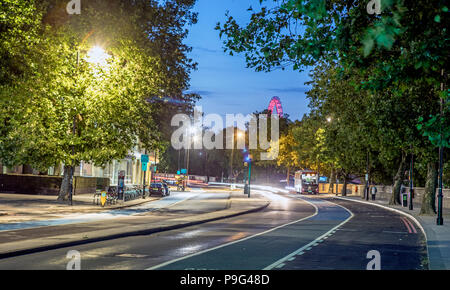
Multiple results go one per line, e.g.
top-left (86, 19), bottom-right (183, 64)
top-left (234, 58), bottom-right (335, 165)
top-left (149, 183), bottom-right (166, 196)
top-left (165, 179), bottom-right (176, 186)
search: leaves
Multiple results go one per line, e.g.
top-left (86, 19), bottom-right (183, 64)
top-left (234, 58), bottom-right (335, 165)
top-left (0, 0), bottom-right (198, 170)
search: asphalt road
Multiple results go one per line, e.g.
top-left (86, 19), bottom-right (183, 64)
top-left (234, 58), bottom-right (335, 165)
top-left (0, 191), bottom-right (427, 270)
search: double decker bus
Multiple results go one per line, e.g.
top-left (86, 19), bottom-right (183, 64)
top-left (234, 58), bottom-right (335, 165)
top-left (294, 170), bottom-right (319, 194)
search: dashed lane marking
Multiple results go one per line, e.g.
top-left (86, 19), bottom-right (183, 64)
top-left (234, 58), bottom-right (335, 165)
top-left (263, 197), bottom-right (354, 270)
top-left (146, 194), bottom-right (319, 270)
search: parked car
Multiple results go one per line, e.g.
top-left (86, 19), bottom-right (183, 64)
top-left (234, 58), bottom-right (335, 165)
top-left (165, 179), bottom-right (176, 186)
top-left (149, 183), bottom-right (166, 196)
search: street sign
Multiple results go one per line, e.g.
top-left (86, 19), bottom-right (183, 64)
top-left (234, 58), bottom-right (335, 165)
top-left (142, 162), bottom-right (148, 171)
top-left (141, 154), bottom-right (149, 163)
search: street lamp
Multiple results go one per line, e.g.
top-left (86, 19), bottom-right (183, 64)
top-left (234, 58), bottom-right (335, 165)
top-left (68, 45), bottom-right (110, 206)
top-left (86, 46), bottom-right (110, 66)
top-left (244, 153), bottom-right (252, 198)
top-left (437, 68), bottom-right (446, 226)
top-left (186, 126), bottom-right (201, 186)
top-left (230, 129), bottom-right (245, 183)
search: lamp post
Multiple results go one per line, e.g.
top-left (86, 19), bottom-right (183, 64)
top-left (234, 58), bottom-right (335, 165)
top-left (366, 150), bottom-right (370, 201)
top-left (67, 46), bottom-right (110, 205)
top-left (230, 130), bottom-right (244, 183)
top-left (248, 155), bottom-right (252, 198)
top-left (409, 147), bottom-right (414, 210)
top-left (437, 68), bottom-right (446, 226)
top-left (68, 50), bottom-right (80, 206)
top-left (244, 152), bottom-right (252, 198)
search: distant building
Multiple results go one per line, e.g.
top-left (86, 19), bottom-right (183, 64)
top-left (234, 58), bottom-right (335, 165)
top-left (0, 147), bottom-right (158, 186)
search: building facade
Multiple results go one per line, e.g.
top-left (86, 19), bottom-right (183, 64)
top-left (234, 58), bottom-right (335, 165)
top-left (0, 149), bottom-right (158, 186)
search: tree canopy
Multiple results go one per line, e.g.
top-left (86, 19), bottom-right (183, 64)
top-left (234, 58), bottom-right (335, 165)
top-left (0, 0), bottom-right (199, 199)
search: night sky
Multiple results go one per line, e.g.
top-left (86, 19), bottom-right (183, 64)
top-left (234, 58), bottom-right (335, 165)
top-left (185, 0), bottom-right (312, 121)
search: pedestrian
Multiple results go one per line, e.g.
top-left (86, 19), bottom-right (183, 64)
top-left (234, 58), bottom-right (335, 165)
top-left (371, 185), bottom-right (377, 200)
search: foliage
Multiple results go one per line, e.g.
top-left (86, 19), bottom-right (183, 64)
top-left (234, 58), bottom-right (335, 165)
top-left (0, 0), bottom-right (199, 199)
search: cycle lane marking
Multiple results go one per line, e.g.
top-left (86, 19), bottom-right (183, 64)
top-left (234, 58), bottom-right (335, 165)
top-left (146, 192), bottom-right (319, 270)
top-left (263, 196), bottom-right (354, 270)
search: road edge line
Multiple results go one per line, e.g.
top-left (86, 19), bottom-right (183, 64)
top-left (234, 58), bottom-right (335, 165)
top-left (146, 197), bottom-right (319, 270)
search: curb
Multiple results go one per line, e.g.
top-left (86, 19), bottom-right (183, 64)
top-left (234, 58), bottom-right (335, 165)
top-left (0, 201), bottom-right (270, 260)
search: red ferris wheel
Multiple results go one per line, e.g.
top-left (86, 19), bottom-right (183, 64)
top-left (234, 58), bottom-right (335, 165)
top-left (268, 96), bottom-right (284, 117)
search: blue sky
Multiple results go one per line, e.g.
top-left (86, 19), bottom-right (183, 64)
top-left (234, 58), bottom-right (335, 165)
top-left (185, 0), bottom-right (312, 121)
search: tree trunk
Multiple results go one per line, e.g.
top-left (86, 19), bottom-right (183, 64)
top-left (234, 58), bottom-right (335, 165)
top-left (328, 168), bottom-right (335, 194)
top-left (389, 152), bottom-right (407, 205)
top-left (341, 174), bottom-right (348, 196)
top-left (57, 165), bottom-right (74, 202)
top-left (420, 162), bottom-right (438, 214)
top-left (362, 181), bottom-right (367, 199)
top-left (286, 167), bottom-right (290, 187)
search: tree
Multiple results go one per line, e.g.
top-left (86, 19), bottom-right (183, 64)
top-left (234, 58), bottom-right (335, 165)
top-left (276, 125), bottom-right (300, 184)
top-left (217, 0), bottom-right (448, 204)
top-left (0, 0), bottom-right (199, 201)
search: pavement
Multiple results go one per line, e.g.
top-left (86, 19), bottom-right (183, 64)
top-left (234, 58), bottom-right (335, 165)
top-left (0, 190), bottom-right (270, 259)
top-left (334, 194), bottom-right (450, 270)
top-left (0, 193), bottom-right (161, 223)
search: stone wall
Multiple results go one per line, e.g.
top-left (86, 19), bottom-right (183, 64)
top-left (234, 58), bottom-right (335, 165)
top-left (0, 174), bottom-right (110, 195)
top-left (347, 184), bottom-right (450, 209)
top-left (318, 183), bottom-right (450, 209)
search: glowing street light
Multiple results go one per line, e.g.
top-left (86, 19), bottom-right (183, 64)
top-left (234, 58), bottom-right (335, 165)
top-left (67, 45), bottom-right (110, 206)
top-left (86, 45), bottom-right (110, 67)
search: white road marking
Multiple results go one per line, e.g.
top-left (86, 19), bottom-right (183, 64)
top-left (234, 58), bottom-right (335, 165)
top-left (275, 263), bottom-right (285, 269)
top-left (146, 191), bottom-right (319, 270)
top-left (263, 198), bottom-right (354, 270)
top-left (383, 231), bottom-right (408, 234)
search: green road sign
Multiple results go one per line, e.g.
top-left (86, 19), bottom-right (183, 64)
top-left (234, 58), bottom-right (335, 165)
top-left (141, 154), bottom-right (149, 163)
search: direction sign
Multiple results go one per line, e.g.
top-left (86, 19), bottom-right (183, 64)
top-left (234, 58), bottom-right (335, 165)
top-left (141, 154), bottom-right (149, 163)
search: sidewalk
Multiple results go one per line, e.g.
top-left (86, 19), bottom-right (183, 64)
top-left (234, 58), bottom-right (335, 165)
top-left (0, 193), bottom-right (161, 223)
top-left (0, 191), bottom-right (270, 259)
top-left (334, 195), bottom-right (450, 270)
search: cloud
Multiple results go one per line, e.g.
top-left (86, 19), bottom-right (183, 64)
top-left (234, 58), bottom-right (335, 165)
top-left (267, 87), bottom-right (310, 93)
top-left (193, 46), bottom-right (219, 54)
top-left (185, 90), bottom-right (215, 96)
